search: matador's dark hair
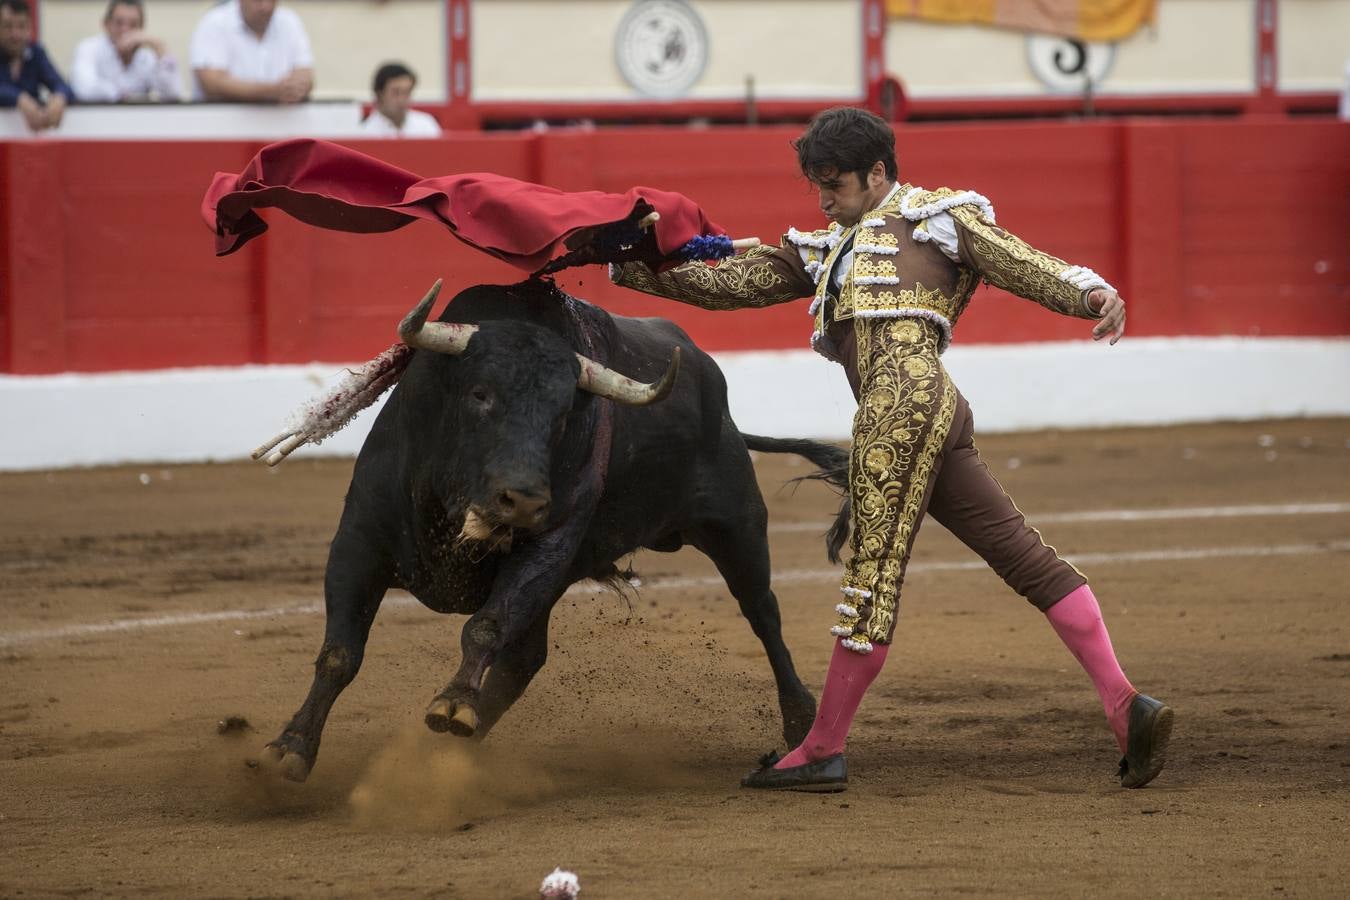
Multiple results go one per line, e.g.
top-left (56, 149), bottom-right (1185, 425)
top-left (793, 106), bottom-right (898, 186)
top-left (1, 0), bottom-right (33, 17)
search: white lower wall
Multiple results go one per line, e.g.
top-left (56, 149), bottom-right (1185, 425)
top-left (2, 337), bottom-right (1347, 471)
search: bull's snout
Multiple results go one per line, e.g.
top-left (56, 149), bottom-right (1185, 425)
top-left (492, 487), bottom-right (551, 528)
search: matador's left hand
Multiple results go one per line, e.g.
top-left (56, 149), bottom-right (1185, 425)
top-left (1089, 288), bottom-right (1126, 345)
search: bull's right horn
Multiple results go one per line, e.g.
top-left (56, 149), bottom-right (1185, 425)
top-left (576, 346), bottom-right (681, 406)
top-left (398, 279), bottom-right (478, 354)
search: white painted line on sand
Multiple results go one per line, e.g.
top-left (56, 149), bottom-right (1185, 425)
top-left (579, 540), bottom-right (1350, 594)
top-left (767, 501), bottom-right (1350, 533)
top-left (3, 540), bottom-right (1348, 648)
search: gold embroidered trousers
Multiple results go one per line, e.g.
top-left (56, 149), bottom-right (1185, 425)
top-left (832, 317), bottom-right (1087, 653)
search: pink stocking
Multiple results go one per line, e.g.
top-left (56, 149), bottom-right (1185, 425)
top-left (1045, 584), bottom-right (1136, 751)
top-left (775, 639), bottom-right (890, 769)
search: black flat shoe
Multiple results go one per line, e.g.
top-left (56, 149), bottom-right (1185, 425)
top-left (741, 750), bottom-right (848, 793)
top-left (1118, 693), bottom-right (1173, 789)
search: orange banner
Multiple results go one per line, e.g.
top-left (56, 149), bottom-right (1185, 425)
top-left (885, 0), bottom-right (1155, 42)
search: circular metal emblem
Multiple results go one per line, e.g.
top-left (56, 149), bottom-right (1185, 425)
top-left (1025, 34), bottom-right (1116, 93)
top-left (615, 0), bottom-right (709, 98)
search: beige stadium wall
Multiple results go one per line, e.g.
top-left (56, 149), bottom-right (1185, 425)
top-left (471, 0), bottom-right (861, 101)
top-left (36, 0), bottom-right (1350, 104)
top-left (1279, 0), bottom-right (1350, 92)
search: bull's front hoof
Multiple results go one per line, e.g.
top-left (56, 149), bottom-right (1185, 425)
top-left (425, 698), bottom-right (479, 738)
top-left (258, 743), bottom-right (312, 783)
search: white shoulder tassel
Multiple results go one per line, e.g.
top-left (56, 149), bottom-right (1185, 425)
top-left (901, 186), bottom-right (996, 224)
top-left (787, 224), bottom-right (843, 250)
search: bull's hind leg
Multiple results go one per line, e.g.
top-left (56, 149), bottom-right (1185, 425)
top-left (691, 521), bottom-right (816, 746)
top-left (261, 536), bottom-right (388, 782)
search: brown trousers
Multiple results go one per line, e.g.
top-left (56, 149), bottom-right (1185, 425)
top-left (831, 317), bottom-right (1085, 650)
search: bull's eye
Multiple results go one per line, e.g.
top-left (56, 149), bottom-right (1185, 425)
top-left (470, 387), bottom-right (491, 409)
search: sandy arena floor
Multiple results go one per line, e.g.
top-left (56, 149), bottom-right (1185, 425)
top-left (2, 417), bottom-right (1348, 898)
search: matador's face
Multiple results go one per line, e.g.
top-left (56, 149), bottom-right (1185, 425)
top-left (810, 161), bottom-right (893, 228)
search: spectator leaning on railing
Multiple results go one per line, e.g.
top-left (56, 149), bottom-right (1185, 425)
top-left (360, 62), bottom-right (442, 138)
top-left (190, 0), bottom-right (313, 103)
top-left (1, 0), bottom-right (73, 131)
top-left (71, 0), bottom-right (180, 102)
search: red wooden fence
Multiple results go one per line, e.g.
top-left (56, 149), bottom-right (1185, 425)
top-left (2, 118), bottom-right (1346, 374)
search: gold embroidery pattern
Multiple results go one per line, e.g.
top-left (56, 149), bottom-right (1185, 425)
top-left (852, 256), bottom-right (898, 281)
top-left (837, 317), bottom-right (957, 645)
top-left (810, 188), bottom-right (911, 343)
top-left (611, 245), bottom-right (807, 310)
top-left (854, 282), bottom-right (959, 320)
top-left (809, 222), bottom-right (861, 318)
top-left (948, 205), bottom-right (1090, 319)
top-left (856, 228), bottom-right (899, 250)
top-left (954, 267), bottom-right (981, 307)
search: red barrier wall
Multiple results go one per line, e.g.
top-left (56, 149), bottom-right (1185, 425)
top-left (2, 119), bottom-right (1347, 374)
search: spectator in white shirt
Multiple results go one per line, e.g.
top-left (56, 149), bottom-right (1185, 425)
top-left (71, 0), bottom-right (179, 102)
top-left (360, 62), bottom-right (441, 138)
top-left (189, 0), bottom-right (312, 103)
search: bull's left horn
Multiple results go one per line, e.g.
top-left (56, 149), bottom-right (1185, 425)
top-left (576, 346), bottom-right (681, 406)
top-left (398, 279), bottom-right (479, 354)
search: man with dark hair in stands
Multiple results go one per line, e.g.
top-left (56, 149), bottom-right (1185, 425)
top-left (1, 0), bottom-right (73, 132)
top-left (189, 0), bottom-right (313, 103)
top-left (360, 61), bottom-right (441, 138)
top-left (71, 0), bottom-right (180, 102)
top-left (612, 106), bottom-right (1171, 793)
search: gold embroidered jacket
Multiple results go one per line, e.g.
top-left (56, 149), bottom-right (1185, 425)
top-left (611, 183), bottom-right (1112, 359)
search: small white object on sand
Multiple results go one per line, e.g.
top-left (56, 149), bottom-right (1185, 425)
top-left (540, 867), bottom-right (580, 899)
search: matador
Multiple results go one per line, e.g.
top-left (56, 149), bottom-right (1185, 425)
top-left (611, 107), bottom-right (1172, 792)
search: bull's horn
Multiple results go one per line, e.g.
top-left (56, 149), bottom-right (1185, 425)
top-left (576, 346), bottom-right (681, 406)
top-left (398, 279), bottom-right (478, 354)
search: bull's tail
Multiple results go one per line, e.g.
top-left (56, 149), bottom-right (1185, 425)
top-left (742, 434), bottom-right (851, 565)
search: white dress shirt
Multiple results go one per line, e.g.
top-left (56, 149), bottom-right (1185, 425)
top-left (189, 1), bottom-right (314, 99)
top-left (71, 33), bottom-right (180, 102)
top-left (358, 108), bottom-right (443, 138)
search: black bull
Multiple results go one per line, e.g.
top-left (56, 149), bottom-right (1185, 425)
top-left (261, 279), bottom-right (848, 782)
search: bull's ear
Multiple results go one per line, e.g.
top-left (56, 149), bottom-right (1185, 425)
top-left (399, 279), bottom-right (478, 354)
top-left (576, 346), bottom-right (681, 406)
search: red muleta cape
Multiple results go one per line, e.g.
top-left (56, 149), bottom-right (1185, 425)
top-left (201, 138), bottom-right (724, 272)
